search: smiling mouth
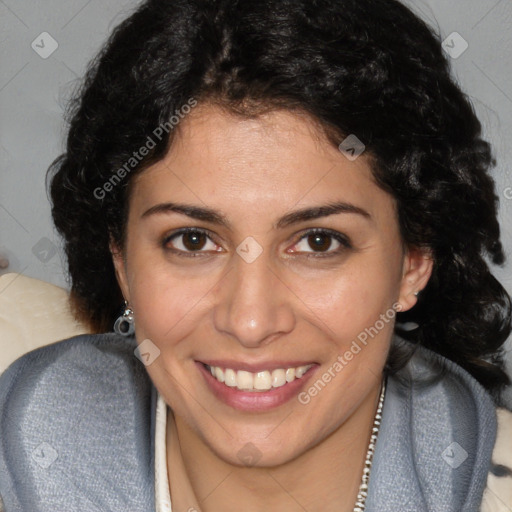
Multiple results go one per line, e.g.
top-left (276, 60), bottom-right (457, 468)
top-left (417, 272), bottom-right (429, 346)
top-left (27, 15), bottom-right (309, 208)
top-left (203, 363), bottom-right (315, 392)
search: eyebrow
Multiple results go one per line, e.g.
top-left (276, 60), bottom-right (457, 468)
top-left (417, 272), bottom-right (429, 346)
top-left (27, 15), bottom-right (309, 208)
top-left (140, 201), bottom-right (371, 229)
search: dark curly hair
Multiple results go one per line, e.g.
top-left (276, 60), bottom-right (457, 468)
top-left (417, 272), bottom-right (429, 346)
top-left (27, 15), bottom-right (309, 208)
top-left (48, 0), bottom-right (511, 401)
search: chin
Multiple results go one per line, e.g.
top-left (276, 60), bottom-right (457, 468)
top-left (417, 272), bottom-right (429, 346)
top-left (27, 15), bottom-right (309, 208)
top-left (204, 426), bottom-right (312, 469)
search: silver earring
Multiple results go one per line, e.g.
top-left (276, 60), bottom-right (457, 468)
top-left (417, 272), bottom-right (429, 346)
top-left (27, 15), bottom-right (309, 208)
top-left (414, 291), bottom-right (420, 297)
top-left (114, 301), bottom-right (135, 336)
top-left (396, 321), bottom-right (420, 331)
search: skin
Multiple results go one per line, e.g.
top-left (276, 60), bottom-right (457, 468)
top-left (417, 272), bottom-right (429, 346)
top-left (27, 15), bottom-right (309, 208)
top-left (112, 103), bottom-right (433, 512)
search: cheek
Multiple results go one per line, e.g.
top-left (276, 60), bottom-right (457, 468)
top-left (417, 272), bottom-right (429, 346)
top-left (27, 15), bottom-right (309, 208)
top-left (297, 256), bottom-right (402, 341)
top-left (132, 281), bottom-right (210, 345)
top-left (126, 253), bottom-right (216, 350)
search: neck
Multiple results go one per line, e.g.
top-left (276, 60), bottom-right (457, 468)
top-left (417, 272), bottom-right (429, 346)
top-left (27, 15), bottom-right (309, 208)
top-left (166, 380), bottom-right (382, 512)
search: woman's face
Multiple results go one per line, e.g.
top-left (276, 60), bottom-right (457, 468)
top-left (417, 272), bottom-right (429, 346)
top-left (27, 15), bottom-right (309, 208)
top-left (113, 103), bottom-right (431, 466)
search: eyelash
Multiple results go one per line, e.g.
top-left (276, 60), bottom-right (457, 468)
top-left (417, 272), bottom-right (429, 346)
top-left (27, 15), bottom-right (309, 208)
top-left (162, 227), bottom-right (352, 259)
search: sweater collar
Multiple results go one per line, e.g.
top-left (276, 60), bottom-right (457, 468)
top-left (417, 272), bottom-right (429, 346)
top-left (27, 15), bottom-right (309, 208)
top-left (365, 343), bottom-right (496, 511)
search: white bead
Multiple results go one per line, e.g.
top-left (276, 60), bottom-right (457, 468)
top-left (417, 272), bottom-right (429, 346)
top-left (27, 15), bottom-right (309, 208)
top-left (352, 379), bottom-right (386, 512)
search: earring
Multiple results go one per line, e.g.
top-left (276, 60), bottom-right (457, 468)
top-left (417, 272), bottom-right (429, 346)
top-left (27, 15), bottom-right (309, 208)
top-left (396, 321), bottom-right (420, 331)
top-left (114, 301), bottom-right (135, 336)
top-left (414, 291), bottom-right (420, 297)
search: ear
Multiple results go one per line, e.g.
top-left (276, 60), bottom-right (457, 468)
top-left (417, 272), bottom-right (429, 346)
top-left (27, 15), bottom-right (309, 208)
top-left (110, 239), bottom-right (130, 303)
top-left (397, 245), bottom-right (433, 312)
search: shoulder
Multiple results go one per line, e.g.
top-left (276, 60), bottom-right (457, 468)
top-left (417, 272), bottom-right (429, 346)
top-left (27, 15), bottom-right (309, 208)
top-left (392, 340), bottom-right (498, 427)
top-left (0, 333), bottom-right (156, 511)
top-left (0, 332), bottom-right (153, 433)
top-left (1, 332), bottom-right (147, 392)
top-left (379, 340), bottom-right (500, 510)
top-left (396, 341), bottom-right (512, 511)
top-left (2, 331), bottom-right (138, 371)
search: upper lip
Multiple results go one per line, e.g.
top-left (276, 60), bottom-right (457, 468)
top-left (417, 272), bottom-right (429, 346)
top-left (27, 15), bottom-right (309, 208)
top-left (198, 359), bottom-right (318, 373)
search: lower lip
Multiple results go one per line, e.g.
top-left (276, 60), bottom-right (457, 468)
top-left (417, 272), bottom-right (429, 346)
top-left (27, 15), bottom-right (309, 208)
top-left (196, 362), bottom-right (318, 412)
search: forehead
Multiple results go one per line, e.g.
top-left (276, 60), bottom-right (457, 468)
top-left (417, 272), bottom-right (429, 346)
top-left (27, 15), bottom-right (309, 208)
top-left (130, 104), bottom-right (395, 225)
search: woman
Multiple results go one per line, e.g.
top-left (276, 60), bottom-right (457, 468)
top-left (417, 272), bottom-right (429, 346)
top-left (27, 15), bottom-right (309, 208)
top-left (0, 0), bottom-right (511, 510)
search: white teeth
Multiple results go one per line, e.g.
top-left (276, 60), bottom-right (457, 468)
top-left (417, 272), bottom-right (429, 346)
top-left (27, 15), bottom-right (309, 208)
top-left (214, 366), bottom-right (224, 383)
top-left (295, 366), bottom-right (308, 378)
top-left (271, 369), bottom-right (286, 387)
top-left (254, 371), bottom-right (272, 390)
top-left (285, 368), bottom-right (295, 382)
top-left (205, 364), bottom-right (313, 392)
top-left (237, 370), bottom-right (253, 390)
top-left (224, 368), bottom-right (237, 387)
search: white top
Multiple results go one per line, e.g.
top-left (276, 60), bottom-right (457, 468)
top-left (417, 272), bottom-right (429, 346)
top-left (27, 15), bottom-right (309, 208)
top-left (155, 391), bottom-right (173, 512)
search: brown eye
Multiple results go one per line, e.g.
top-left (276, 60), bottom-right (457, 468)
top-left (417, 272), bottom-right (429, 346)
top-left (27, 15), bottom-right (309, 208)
top-left (182, 231), bottom-right (207, 251)
top-left (163, 228), bottom-right (219, 254)
top-left (307, 233), bottom-right (332, 252)
top-left (291, 229), bottom-right (352, 256)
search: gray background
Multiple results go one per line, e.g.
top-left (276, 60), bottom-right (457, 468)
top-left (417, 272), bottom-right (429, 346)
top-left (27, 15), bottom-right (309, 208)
top-left (1, 0), bottom-right (511, 388)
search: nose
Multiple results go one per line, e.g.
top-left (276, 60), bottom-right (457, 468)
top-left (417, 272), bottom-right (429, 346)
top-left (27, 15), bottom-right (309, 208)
top-left (213, 249), bottom-right (296, 348)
